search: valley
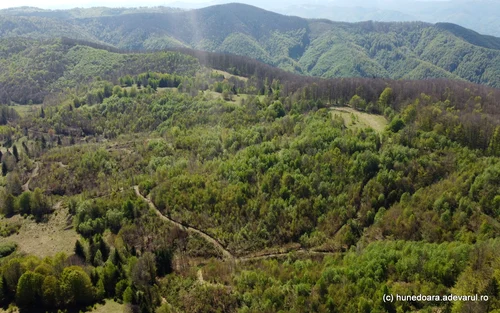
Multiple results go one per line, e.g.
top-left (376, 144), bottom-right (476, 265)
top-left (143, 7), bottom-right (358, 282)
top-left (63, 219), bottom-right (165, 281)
top-left (1, 4), bottom-right (500, 88)
top-left (0, 4), bottom-right (499, 313)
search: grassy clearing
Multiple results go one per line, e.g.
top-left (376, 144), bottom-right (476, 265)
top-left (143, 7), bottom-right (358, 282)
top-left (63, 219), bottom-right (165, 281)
top-left (202, 90), bottom-right (249, 105)
top-left (87, 300), bottom-right (123, 313)
top-left (213, 69), bottom-right (248, 81)
top-left (331, 106), bottom-right (387, 133)
top-left (12, 104), bottom-right (42, 117)
top-left (0, 202), bottom-right (79, 258)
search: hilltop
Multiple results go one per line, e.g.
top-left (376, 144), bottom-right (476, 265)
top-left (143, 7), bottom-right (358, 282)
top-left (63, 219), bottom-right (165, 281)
top-left (1, 3), bottom-right (500, 87)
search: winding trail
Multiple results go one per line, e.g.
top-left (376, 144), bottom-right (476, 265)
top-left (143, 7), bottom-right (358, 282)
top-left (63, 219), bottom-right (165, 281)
top-left (22, 161), bottom-right (40, 192)
top-left (134, 186), bottom-right (234, 260)
top-left (133, 186), bottom-right (337, 263)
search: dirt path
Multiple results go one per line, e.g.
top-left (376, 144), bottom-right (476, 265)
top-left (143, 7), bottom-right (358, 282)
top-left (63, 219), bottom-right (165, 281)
top-left (134, 186), bottom-right (234, 260)
top-left (134, 186), bottom-right (337, 263)
top-left (22, 161), bottom-right (40, 192)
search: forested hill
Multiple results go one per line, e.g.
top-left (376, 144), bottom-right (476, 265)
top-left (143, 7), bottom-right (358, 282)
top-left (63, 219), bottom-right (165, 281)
top-left (0, 38), bottom-right (199, 104)
top-left (2, 3), bottom-right (500, 87)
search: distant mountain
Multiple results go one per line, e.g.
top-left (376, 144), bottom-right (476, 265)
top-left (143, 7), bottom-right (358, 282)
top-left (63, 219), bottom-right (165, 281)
top-left (2, 3), bottom-right (500, 87)
top-left (275, 0), bottom-right (500, 38)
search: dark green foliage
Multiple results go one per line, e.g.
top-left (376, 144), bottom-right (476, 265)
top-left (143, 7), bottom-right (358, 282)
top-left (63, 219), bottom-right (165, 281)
top-left (154, 247), bottom-right (173, 277)
top-left (0, 192), bottom-right (16, 217)
top-left (30, 188), bottom-right (50, 221)
top-left (18, 192), bottom-right (31, 216)
top-left (0, 242), bottom-right (17, 258)
top-left (11, 145), bottom-right (18, 162)
top-left (0, 106), bottom-right (19, 125)
top-left (74, 240), bottom-right (86, 260)
top-left (388, 117), bottom-right (405, 132)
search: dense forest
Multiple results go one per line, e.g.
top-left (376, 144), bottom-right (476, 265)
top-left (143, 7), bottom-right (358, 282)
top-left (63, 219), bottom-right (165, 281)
top-left (2, 4), bottom-right (500, 87)
top-left (0, 34), bottom-right (499, 312)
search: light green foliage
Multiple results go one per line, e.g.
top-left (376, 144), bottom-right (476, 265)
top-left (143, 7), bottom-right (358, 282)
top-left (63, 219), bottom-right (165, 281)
top-left (60, 266), bottom-right (94, 306)
top-left (16, 271), bottom-right (44, 307)
top-left (0, 242), bottom-right (17, 258)
top-left (0, 31), bottom-right (500, 313)
top-left (0, 38), bottom-right (199, 104)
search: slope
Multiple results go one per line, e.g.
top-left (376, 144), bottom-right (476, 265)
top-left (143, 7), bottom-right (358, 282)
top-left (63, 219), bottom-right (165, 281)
top-left (2, 4), bottom-right (500, 87)
top-left (0, 38), bottom-right (199, 104)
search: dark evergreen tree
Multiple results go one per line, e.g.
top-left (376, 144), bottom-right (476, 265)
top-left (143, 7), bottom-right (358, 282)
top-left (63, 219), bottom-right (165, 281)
top-left (74, 240), bottom-right (86, 260)
top-left (21, 142), bottom-right (29, 157)
top-left (12, 145), bottom-right (19, 162)
top-left (2, 162), bottom-right (7, 176)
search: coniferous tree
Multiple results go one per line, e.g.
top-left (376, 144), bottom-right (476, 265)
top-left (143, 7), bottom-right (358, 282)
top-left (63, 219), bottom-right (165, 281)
top-left (1, 192), bottom-right (16, 217)
top-left (41, 136), bottom-right (46, 150)
top-left (21, 142), bottom-right (29, 157)
top-left (1, 162), bottom-right (7, 176)
top-left (12, 145), bottom-right (19, 162)
top-left (74, 240), bottom-right (86, 260)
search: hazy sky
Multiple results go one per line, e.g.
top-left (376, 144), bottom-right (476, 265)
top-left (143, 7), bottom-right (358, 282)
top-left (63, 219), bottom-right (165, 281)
top-left (0, 0), bottom-right (211, 9)
top-left (0, 0), bottom-right (455, 10)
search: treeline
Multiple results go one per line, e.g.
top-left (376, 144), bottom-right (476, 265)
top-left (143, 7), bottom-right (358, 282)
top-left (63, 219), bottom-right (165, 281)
top-left (170, 49), bottom-right (500, 151)
top-left (174, 47), bottom-right (500, 112)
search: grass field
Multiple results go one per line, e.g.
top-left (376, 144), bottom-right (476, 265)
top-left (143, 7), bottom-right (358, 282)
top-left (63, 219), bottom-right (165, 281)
top-left (89, 300), bottom-right (123, 313)
top-left (331, 106), bottom-right (387, 133)
top-left (213, 69), bottom-right (248, 81)
top-left (202, 90), bottom-right (249, 105)
top-left (0, 201), bottom-right (79, 258)
top-left (12, 104), bottom-right (42, 117)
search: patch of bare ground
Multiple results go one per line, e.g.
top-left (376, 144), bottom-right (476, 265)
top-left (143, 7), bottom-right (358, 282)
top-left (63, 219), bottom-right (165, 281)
top-left (0, 201), bottom-right (79, 258)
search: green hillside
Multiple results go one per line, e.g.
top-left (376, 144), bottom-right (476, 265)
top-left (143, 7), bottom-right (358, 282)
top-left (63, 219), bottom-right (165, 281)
top-left (0, 7), bottom-right (500, 313)
top-left (2, 4), bottom-right (500, 87)
top-left (0, 38), bottom-right (199, 104)
top-left (0, 39), bottom-right (500, 312)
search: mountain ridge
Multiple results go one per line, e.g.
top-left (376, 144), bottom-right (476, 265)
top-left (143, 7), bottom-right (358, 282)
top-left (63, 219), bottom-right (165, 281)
top-left (1, 3), bottom-right (500, 87)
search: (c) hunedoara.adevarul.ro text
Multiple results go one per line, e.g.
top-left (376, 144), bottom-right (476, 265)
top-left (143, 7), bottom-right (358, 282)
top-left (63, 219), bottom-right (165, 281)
top-left (383, 293), bottom-right (490, 303)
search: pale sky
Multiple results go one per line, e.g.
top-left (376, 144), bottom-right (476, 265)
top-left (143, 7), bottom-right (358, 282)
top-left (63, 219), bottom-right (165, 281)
top-left (0, 0), bottom-right (456, 10)
top-left (0, 0), bottom-right (211, 9)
